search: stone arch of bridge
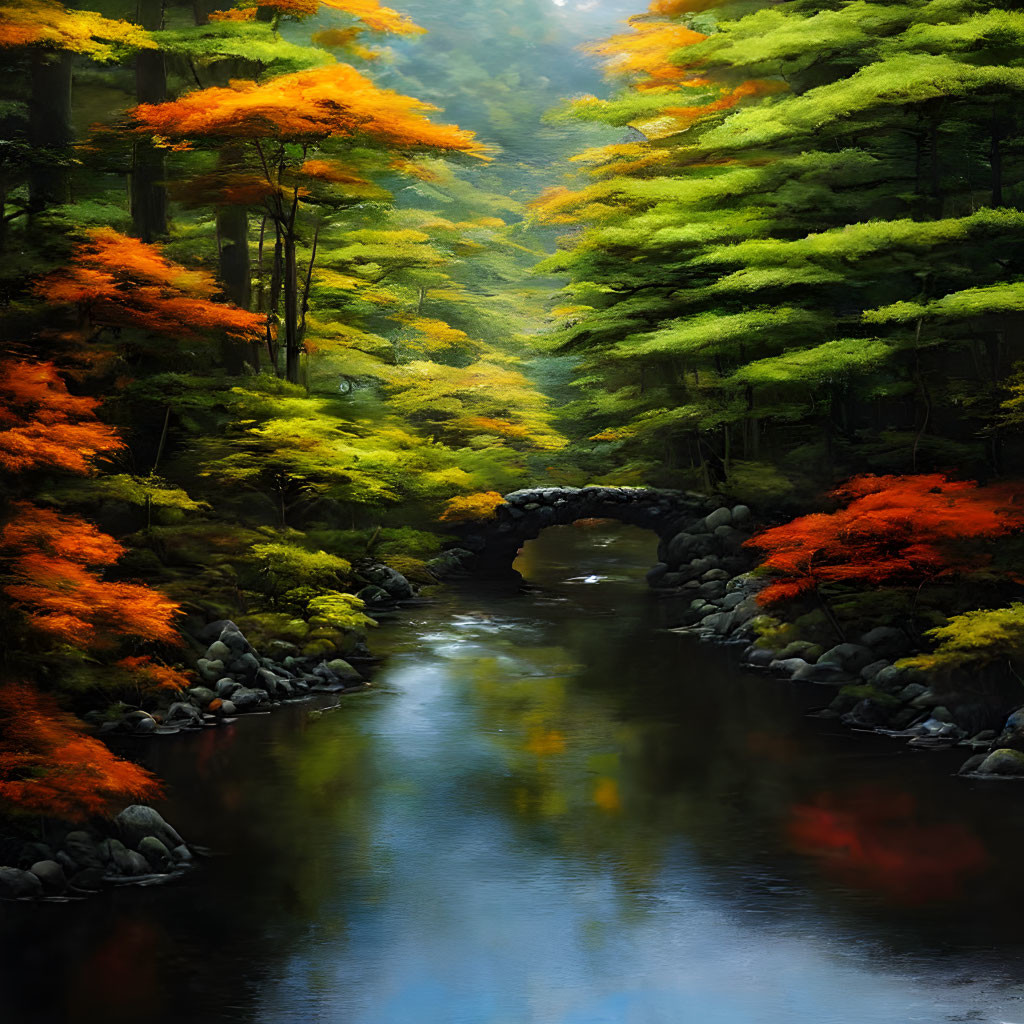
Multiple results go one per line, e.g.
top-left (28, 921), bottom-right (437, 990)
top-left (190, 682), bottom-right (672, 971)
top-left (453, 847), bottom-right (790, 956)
top-left (444, 486), bottom-right (729, 576)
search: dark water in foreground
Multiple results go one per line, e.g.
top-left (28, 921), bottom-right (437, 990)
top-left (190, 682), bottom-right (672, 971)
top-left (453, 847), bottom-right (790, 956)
top-left (3, 524), bottom-right (1024, 1024)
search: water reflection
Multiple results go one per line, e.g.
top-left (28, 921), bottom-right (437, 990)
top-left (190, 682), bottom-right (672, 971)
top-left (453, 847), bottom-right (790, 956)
top-left (1, 524), bottom-right (1024, 1023)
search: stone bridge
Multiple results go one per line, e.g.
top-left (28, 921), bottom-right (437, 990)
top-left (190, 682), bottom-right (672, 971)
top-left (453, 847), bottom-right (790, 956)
top-left (441, 485), bottom-right (750, 576)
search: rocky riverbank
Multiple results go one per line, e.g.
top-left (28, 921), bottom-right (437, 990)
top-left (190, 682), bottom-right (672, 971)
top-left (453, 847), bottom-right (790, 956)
top-left (0, 561), bottom-right (423, 901)
top-left (0, 805), bottom-right (196, 900)
top-left (648, 503), bottom-right (1024, 780)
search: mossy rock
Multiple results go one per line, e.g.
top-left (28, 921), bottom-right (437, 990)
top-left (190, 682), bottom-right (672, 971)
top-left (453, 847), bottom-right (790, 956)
top-left (778, 640), bottom-right (824, 662)
top-left (302, 638), bottom-right (338, 658)
top-left (236, 613), bottom-right (310, 647)
top-left (839, 683), bottom-right (900, 707)
top-left (830, 684), bottom-right (901, 715)
top-left (977, 748), bottom-right (1024, 777)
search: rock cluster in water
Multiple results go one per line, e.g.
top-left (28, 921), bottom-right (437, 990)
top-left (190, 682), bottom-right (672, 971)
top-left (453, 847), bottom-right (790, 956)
top-left (0, 806), bottom-right (194, 901)
top-left (89, 602), bottom-right (395, 737)
top-left (652, 504), bottom-right (1024, 780)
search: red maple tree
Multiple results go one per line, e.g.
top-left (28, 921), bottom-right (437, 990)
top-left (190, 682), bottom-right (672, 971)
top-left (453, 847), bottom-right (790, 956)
top-left (747, 474), bottom-right (1024, 605)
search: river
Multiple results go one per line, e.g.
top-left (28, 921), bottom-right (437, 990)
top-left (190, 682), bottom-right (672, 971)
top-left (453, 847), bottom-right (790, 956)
top-left (3, 524), bottom-right (1024, 1024)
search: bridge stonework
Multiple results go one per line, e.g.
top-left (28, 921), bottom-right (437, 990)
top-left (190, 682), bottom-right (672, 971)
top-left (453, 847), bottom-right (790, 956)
top-left (443, 485), bottom-right (740, 576)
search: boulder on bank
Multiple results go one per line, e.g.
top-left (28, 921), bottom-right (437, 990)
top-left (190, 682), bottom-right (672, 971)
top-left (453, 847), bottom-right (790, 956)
top-left (976, 748), bottom-right (1024, 777)
top-left (63, 831), bottom-right (103, 869)
top-left (996, 708), bottom-right (1024, 752)
top-left (138, 836), bottom-right (173, 871)
top-left (29, 860), bottom-right (66, 893)
top-left (356, 585), bottom-right (391, 607)
top-left (0, 867), bottom-right (42, 899)
top-left (703, 506), bottom-right (733, 531)
top-left (115, 805), bottom-right (184, 852)
top-left (362, 565), bottom-right (414, 600)
top-left (817, 643), bottom-right (876, 674)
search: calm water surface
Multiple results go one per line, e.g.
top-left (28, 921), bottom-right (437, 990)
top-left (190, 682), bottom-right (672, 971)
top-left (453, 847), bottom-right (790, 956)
top-left (4, 525), bottom-right (1024, 1024)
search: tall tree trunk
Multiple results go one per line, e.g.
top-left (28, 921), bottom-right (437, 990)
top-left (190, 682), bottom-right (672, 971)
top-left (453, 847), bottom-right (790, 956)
top-left (216, 179), bottom-right (250, 307)
top-left (216, 190), bottom-right (250, 374)
top-left (267, 223), bottom-right (283, 372)
top-left (131, 0), bottom-right (168, 241)
top-left (284, 230), bottom-right (300, 384)
top-left (28, 50), bottom-right (73, 213)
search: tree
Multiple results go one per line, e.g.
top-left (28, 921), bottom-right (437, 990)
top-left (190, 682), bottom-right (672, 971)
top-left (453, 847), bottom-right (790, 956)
top-left (538, 0), bottom-right (1024, 493)
top-left (0, 354), bottom-right (179, 817)
top-left (36, 226), bottom-right (264, 344)
top-left (0, 0), bottom-right (155, 218)
top-left (0, 357), bottom-right (121, 473)
top-left (126, 61), bottom-right (488, 381)
top-left (745, 474), bottom-right (1024, 638)
top-left (0, 682), bottom-right (161, 821)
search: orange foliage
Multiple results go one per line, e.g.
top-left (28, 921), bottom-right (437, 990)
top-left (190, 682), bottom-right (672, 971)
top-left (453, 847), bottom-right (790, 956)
top-left (36, 227), bottom-right (264, 340)
top-left (0, 683), bottom-right (161, 820)
top-left (5, 553), bottom-right (181, 647)
top-left (646, 0), bottom-right (724, 15)
top-left (229, 0), bottom-right (422, 33)
top-left (587, 18), bottom-right (706, 87)
top-left (299, 159), bottom-right (371, 185)
top-left (208, 5), bottom-right (256, 19)
top-left (662, 80), bottom-right (785, 127)
top-left (1, 503), bottom-right (182, 648)
top-left (318, 0), bottom-right (422, 34)
top-left (439, 491), bottom-right (507, 524)
top-left (2, 503), bottom-right (124, 565)
top-left (128, 64), bottom-right (488, 159)
top-left (747, 474), bottom-right (1024, 604)
top-left (789, 787), bottom-right (987, 904)
top-left (116, 656), bottom-right (190, 693)
top-left (0, 359), bottom-right (122, 474)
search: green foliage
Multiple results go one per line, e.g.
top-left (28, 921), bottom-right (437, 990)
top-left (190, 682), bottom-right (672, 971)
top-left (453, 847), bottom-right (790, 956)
top-left (306, 591), bottom-right (377, 633)
top-left (249, 541), bottom-right (352, 601)
top-left (900, 604), bottom-right (1024, 674)
top-left (538, 0), bottom-right (1024, 498)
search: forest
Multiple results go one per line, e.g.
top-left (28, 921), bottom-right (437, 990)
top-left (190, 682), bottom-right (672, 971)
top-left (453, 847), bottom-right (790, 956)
top-left (4, 0), bottom-right (1024, 953)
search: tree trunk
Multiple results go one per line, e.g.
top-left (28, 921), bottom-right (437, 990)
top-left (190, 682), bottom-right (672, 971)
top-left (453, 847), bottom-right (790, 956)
top-left (284, 231), bottom-right (300, 384)
top-left (216, 196), bottom-right (250, 374)
top-left (131, 0), bottom-right (168, 241)
top-left (28, 50), bottom-right (73, 213)
top-left (216, 181), bottom-right (249, 307)
top-left (267, 224), bottom-right (283, 372)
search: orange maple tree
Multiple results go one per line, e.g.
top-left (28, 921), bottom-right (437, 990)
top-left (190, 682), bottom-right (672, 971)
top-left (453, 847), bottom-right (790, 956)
top-left (126, 62), bottom-right (487, 382)
top-left (0, 357), bottom-right (121, 473)
top-left (0, 353), bottom-right (184, 818)
top-left (36, 227), bottom-right (264, 342)
top-left (1, 503), bottom-right (180, 647)
top-left (0, 683), bottom-right (161, 821)
top-left (587, 15), bottom-right (707, 90)
top-left (747, 474), bottom-right (1024, 605)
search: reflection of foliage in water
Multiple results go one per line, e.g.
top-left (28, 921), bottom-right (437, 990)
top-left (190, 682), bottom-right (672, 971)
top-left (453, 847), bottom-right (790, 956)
top-left (445, 639), bottom-right (678, 894)
top-left (432, 566), bottom-right (996, 918)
